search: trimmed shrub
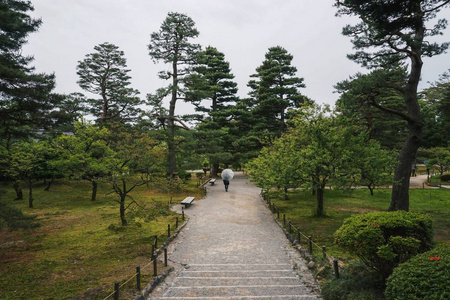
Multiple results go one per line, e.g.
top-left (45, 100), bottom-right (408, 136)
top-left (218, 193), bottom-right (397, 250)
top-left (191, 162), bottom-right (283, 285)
top-left (334, 211), bottom-right (433, 279)
top-left (385, 243), bottom-right (450, 300)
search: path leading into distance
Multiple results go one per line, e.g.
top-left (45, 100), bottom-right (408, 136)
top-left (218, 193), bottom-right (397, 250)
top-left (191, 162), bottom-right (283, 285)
top-left (148, 171), bottom-right (321, 300)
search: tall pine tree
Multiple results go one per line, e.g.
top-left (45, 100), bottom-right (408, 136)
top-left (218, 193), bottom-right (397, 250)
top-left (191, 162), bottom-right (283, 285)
top-left (148, 12), bottom-right (201, 176)
top-left (247, 46), bottom-right (308, 144)
top-left (0, 0), bottom-right (58, 147)
top-left (185, 46), bottom-right (238, 176)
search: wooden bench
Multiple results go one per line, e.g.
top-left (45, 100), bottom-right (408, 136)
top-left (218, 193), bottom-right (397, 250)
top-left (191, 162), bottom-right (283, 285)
top-left (180, 196), bottom-right (195, 208)
top-left (209, 178), bottom-right (217, 185)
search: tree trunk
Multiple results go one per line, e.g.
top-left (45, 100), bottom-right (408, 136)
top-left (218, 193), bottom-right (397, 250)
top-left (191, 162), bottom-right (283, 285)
top-left (44, 177), bottom-right (55, 191)
top-left (91, 180), bottom-right (98, 201)
top-left (389, 50), bottom-right (423, 212)
top-left (168, 60), bottom-right (178, 176)
top-left (27, 178), bottom-right (33, 208)
top-left (120, 195), bottom-right (127, 226)
top-left (211, 163), bottom-right (219, 178)
top-left (13, 181), bottom-right (23, 200)
top-left (316, 187), bottom-right (324, 217)
top-left (284, 187), bottom-right (289, 200)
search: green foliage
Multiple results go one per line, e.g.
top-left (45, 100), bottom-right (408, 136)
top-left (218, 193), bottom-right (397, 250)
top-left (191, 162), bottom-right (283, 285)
top-left (0, 0), bottom-right (59, 143)
top-left (76, 42), bottom-right (142, 124)
top-left (334, 211), bottom-right (434, 279)
top-left (147, 12), bottom-right (201, 175)
top-left (0, 201), bottom-right (40, 230)
top-left (385, 243), bottom-right (450, 300)
top-left (420, 70), bottom-right (450, 147)
top-left (322, 262), bottom-right (384, 300)
top-left (335, 68), bottom-right (408, 150)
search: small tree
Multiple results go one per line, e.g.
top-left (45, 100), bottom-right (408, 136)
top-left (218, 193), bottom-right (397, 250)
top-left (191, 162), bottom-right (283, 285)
top-left (56, 121), bottom-right (113, 201)
top-left (107, 127), bottom-right (158, 226)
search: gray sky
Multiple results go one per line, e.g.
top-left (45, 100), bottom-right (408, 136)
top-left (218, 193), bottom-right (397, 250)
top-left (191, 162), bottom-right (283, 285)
top-left (24, 0), bottom-right (450, 116)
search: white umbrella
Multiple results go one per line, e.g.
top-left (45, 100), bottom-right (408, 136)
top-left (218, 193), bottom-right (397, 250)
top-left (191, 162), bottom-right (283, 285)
top-left (221, 169), bottom-right (234, 180)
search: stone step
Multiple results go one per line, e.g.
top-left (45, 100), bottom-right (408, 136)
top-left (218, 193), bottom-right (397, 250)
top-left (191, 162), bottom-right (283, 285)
top-left (162, 285), bottom-right (315, 298)
top-left (185, 264), bottom-right (293, 271)
top-left (173, 276), bottom-right (302, 287)
top-left (179, 270), bottom-right (296, 278)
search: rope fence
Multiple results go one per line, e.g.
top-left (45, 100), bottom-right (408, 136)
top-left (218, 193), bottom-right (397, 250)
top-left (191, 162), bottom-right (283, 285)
top-left (261, 190), bottom-right (341, 279)
top-left (102, 215), bottom-right (185, 300)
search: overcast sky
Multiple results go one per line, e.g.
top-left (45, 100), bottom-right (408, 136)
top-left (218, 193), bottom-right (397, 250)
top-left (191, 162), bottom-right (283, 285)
top-left (23, 0), bottom-right (450, 116)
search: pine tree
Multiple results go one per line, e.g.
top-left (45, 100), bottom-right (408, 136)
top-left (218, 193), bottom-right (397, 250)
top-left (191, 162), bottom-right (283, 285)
top-left (148, 12), bottom-right (201, 176)
top-left (0, 0), bottom-right (58, 147)
top-left (247, 46), bottom-right (308, 142)
top-left (76, 42), bottom-right (142, 124)
top-left (335, 0), bottom-right (450, 211)
top-left (185, 46), bottom-right (238, 175)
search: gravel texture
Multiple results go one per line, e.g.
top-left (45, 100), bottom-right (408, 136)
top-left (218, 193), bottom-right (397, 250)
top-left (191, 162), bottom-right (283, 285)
top-left (148, 172), bottom-right (321, 299)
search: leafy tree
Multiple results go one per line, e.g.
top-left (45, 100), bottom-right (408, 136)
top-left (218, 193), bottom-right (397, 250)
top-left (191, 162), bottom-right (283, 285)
top-left (247, 46), bottom-right (308, 140)
top-left (148, 12), bottom-right (201, 176)
top-left (185, 46), bottom-right (238, 176)
top-left (0, 0), bottom-right (59, 143)
top-left (335, 0), bottom-right (450, 211)
top-left (107, 127), bottom-right (159, 226)
top-left (354, 140), bottom-right (397, 195)
top-left (422, 146), bottom-right (450, 175)
top-left (56, 122), bottom-right (113, 201)
top-left (247, 133), bottom-right (302, 200)
top-left (76, 42), bottom-right (142, 124)
top-left (420, 70), bottom-right (450, 147)
top-left (8, 140), bottom-right (55, 208)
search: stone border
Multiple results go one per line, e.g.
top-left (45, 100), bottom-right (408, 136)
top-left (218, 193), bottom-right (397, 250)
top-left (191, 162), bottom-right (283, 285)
top-left (134, 218), bottom-right (189, 300)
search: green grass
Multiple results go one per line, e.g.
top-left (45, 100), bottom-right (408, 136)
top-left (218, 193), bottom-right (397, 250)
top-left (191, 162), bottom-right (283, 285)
top-left (268, 187), bottom-right (449, 299)
top-left (268, 188), bottom-right (450, 260)
top-left (0, 178), bottom-right (205, 300)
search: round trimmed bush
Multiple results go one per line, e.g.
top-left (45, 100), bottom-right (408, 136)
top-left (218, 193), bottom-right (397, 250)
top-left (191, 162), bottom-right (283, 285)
top-left (334, 211), bottom-right (433, 279)
top-left (385, 243), bottom-right (450, 300)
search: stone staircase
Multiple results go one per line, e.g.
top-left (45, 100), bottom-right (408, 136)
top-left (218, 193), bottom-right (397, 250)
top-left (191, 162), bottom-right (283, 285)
top-left (158, 263), bottom-right (319, 299)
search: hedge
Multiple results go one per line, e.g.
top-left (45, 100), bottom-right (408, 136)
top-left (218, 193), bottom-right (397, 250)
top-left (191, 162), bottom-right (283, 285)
top-left (385, 243), bottom-right (450, 300)
top-left (334, 211), bottom-right (433, 279)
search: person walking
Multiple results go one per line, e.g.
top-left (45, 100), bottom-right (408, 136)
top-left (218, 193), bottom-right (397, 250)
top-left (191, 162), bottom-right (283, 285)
top-left (223, 179), bottom-right (230, 192)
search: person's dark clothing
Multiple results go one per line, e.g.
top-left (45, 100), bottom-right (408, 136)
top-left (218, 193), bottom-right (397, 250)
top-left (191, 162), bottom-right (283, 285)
top-left (223, 180), bottom-right (230, 192)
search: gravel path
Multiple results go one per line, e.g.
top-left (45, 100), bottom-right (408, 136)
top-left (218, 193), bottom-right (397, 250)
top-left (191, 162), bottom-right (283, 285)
top-left (148, 172), bottom-right (321, 299)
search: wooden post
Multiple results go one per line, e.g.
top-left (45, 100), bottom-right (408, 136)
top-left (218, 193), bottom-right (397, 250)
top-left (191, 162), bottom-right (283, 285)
top-left (114, 282), bottom-right (119, 300)
top-left (308, 236), bottom-right (313, 255)
top-left (154, 235), bottom-right (158, 249)
top-left (297, 227), bottom-right (301, 244)
top-left (164, 248), bottom-right (168, 267)
top-left (288, 220), bottom-right (292, 233)
top-left (182, 207), bottom-right (185, 220)
top-left (322, 246), bottom-right (326, 259)
top-left (153, 257), bottom-right (157, 276)
top-left (136, 266), bottom-right (141, 290)
top-left (176, 217), bottom-right (179, 228)
top-left (168, 224), bottom-right (171, 237)
top-left (283, 214), bottom-right (286, 226)
top-left (151, 245), bottom-right (155, 260)
top-left (334, 259), bottom-right (340, 279)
